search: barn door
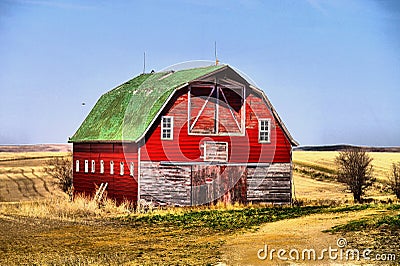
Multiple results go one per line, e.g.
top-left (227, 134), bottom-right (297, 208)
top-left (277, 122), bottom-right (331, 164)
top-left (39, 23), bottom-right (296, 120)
top-left (191, 165), bottom-right (247, 205)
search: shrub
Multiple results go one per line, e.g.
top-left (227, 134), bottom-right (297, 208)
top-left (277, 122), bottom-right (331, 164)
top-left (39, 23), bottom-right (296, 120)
top-left (389, 162), bottom-right (400, 199)
top-left (335, 148), bottom-right (375, 203)
top-left (45, 153), bottom-right (73, 194)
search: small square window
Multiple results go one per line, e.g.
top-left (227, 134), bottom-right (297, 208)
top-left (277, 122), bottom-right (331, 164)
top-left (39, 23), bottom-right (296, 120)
top-left (259, 119), bottom-right (271, 143)
top-left (120, 162), bottom-right (124, 176)
top-left (161, 116), bottom-right (173, 140)
top-left (91, 160), bottom-right (95, 173)
top-left (84, 160), bottom-right (89, 173)
top-left (130, 162), bottom-right (134, 177)
top-left (110, 161), bottom-right (114, 175)
top-left (100, 160), bottom-right (104, 174)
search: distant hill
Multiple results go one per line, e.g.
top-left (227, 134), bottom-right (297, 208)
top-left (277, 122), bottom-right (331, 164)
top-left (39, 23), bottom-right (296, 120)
top-left (0, 144), bottom-right (72, 153)
top-left (294, 144), bottom-right (400, 153)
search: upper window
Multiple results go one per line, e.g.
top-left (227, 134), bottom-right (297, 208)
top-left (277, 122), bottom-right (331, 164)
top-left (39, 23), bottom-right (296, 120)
top-left (100, 160), bottom-right (104, 174)
top-left (120, 162), bottom-right (124, 176)
top-left (91, 160), bottom-right (95, 173)
top-left (75, 160), bottom-right (79, 172)
top-left (110, 161), bottom-right (114, 175)
top-left (161, 116), bottom-right (173, 140)
top-left (84, 160), bottom-right (89, 173)
top-left (258, 119), bottom-right (271, 143)
top-left (129, 162), bottom-right (134, 177)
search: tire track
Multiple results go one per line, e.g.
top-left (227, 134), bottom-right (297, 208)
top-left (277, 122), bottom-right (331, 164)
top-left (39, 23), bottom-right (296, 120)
top-left (20, 169), bottom-right (44, 198)
top-left (31, 169), bottom-right (53, 195)
top-left (5, 174), bottom-right (29, 199)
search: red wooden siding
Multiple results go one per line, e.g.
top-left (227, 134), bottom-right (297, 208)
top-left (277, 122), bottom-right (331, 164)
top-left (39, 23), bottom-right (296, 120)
top-left (73, 143), bottom-right (138, 203)
top-left (141, 87), bottom-right (291, 163)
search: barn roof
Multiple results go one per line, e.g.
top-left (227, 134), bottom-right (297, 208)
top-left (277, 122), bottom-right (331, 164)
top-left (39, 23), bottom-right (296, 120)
top-left (69, 65), bottom-right (224, 143)
top-left (69, 64), bottom-right (298, 146)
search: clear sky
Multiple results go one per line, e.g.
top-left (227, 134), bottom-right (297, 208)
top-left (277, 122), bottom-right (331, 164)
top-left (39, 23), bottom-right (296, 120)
top-left (0, 0), bottom-right (399, 146)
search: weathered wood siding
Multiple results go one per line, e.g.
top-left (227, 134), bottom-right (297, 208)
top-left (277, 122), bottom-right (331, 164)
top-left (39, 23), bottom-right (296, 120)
top-left (191, 165), bottom-right (247, 205)
top-left (140, 162), bottom-right (191, 206)
top-left (140, 162), bottom-right (248, 206)
top-left (247, 163), bottom-right (291, 204)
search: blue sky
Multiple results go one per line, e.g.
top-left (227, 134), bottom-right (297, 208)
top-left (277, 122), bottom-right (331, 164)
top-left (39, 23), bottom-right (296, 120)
top-left (0, 0), bottom-right (399, 146)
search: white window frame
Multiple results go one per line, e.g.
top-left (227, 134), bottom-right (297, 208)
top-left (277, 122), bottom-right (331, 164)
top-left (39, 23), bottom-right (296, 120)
top-left (120, 162), bottom-right (124, 176)
top-left (130, 162), bottom-right (134, 177)
top-left (100, 160), bottom-right (104, 174)
top-left (91, 160), bottom-right (95, 173)
top-left (75, 160), bottom-right (79, 173)
top-left (161, 116), bottom-right (174, 140)
top-left (84, 160), bottom-right (89, 173)
top-left (258, 119), bottom-right (271, 143)
top-left (110, 161), bottom-right (114, 175)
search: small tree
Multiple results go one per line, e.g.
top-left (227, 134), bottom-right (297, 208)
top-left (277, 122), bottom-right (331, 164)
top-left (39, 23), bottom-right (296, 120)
top-left (335, 148), bottom-right (375, 203)
top-left (388, 162), bottom-right (400, 199)
top-left (45, 153), bottom-right (73, 194)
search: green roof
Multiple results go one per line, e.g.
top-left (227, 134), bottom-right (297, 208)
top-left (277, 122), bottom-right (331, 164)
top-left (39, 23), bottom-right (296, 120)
top-left (70, 65), bottom-right (225, 142)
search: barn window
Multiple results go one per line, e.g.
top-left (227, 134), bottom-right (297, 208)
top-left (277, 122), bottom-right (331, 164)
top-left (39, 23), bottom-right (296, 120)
top-left (91, 160), bottom-right (95, 173)
top-left (110, 161), bottom-right (114, 175)
top-left (161, 116), bottom-right (173, 140)
top-left (259, 119), bottom-right (271, 143)
top-left (100, 160), bottom-right (104, 174)
top-left (130, 162), bottom-right (134, 177)
top-left (75, 160), bottom-right (79, 172)
top-left (84, 160), bottom-right (89, 173)
top-left (120, 162), bottom-right (124, 176)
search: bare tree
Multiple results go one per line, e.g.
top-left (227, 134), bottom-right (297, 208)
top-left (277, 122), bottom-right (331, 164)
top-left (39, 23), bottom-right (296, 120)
top-left (45, 153), bottom-right (73, 194)
top-left (388, 162), bottom-right (400, 199)
top-left (335, 148), bottom-right (375, 203)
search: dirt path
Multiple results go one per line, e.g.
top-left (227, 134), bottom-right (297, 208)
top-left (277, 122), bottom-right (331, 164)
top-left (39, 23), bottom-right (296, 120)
top-left (220, 209), bottom-right (381, 265)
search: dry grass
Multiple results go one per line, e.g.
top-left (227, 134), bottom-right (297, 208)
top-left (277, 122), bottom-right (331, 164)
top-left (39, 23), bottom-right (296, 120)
top-left (0, 195), bottom-right (133, 222)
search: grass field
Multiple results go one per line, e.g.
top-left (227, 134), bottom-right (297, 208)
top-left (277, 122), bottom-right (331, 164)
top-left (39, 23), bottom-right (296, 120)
top-left (0, 150), bottom-right (399, 265)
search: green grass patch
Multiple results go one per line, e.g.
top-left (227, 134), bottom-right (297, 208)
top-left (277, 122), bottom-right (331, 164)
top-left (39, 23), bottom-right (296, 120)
top-left (327, 212), bottom-right (400, 233)
top-left (121, 204), bottom-right (378, 232)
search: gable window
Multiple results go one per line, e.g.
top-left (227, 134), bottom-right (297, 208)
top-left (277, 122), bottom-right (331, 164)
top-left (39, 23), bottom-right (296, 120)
top-left (259, 119), bottom-right (271, 143)
top-left (110, 161), bottom-right (114, 175)
top-left (161, 116), bottom-right (173, 140)
top-left (100, 160), bottom-right (104, 174)
top-left (91, 160), bottom-right (95, 173)
top-left (120, 162), bottom-right (124, 176)
top-left (84, 160), bottom-right (89, 173)
top-left (130, 162), bottom-right (134, 177)
top-left (75, 160), bottom-right (80, 172)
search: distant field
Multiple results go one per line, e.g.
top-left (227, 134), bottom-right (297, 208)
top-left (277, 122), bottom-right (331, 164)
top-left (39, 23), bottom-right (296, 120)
top-left (292, 151), bottom-right (400, 201)
top-left (0, 152), bottom-right (67, 202)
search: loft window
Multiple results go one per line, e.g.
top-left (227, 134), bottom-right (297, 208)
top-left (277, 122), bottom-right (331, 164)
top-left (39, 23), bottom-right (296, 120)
top-left (75, 160), bottom-right (79, 172)
top-left (110, 161), bottom-right (114, 175)
top-left (100, 160), bottom-right (104, 174)
top-left (84, 160), bottom-right (89, 173)
top-left (130, 162), bottom-right (134, 177)
top-left (259, 119), bottom-right (271, 143)
top-left (91, 160), bottom-right (95, 173)
top-left (120, 162), bottom-right (124, 176)
top-left (161, 116), bottom-right (173, 140)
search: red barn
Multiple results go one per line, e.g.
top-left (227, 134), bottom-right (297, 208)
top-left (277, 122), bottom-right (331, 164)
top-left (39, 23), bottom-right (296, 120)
top-left (69, 64), bottom-right (298, 205)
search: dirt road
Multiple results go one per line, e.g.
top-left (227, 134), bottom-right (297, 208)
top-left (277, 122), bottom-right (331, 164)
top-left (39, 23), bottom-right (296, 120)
top-left (221, 209), bottom-right (380, 265)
